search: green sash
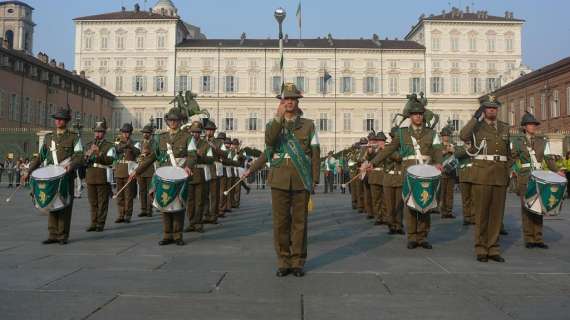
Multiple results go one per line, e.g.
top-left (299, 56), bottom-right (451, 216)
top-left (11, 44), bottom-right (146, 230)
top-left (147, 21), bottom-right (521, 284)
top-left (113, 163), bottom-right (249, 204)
top-left (282, 129), bottom-right (313, 192)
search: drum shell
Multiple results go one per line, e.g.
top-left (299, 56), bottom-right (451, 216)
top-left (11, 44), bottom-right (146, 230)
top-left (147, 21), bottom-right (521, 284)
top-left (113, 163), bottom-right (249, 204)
top-left (152, 166), bottom-right (189, 213)
top-left (30, 166), bottom-right (71, 214)
top-left (524, 170), bottom-right (567, 216)
top-left (402, 165), bottom-right (441, 214)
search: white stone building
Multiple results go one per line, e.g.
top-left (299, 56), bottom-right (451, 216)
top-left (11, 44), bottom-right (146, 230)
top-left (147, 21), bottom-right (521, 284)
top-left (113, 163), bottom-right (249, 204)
top-left (74, 1), bottom-right (529, 152)
top-left (0, 0), bottom-right (35, 54)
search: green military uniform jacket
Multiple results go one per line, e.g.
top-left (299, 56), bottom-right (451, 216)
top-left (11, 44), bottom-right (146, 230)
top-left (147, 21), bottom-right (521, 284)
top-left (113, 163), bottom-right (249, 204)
top-left (137, 138), bottom-right (156, 178)
top-left (30, 129), bottom-right (84, 174)
top-left (371, 126), bottom-right (443, 171)
top-left (366, 148), bottom-right (384, 185)
top-left (85, 139), bottom-right (115, 185)
top-left (459, 118), bottom-right (512, 186)
top-left (115, 138), bottom-right (140, 178)
top-left (250, 115), bottom-right (320, 191)
top-left (511, 134), bottom-right (558, 188)
top-left (382, 151), bottom-right (404, 188)
top-left (454, 144), bottom-right (474, 184)
top-left (441, 142), bottom-right (455, 177)
top-left (136, 129), bottom-right (192, 175)
top-left (187, 137), bottom-right (215, 185)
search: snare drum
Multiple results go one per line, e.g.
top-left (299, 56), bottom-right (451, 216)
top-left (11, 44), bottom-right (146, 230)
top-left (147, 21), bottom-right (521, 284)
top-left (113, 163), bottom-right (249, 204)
top-left (152, 166), bottom-right (189, 213)
top-left (524, 170), bottom-right (567, 216)
top-left (402, 164), bottom-right (441, 214)
top-left (29, 165), bottom-right (71, 214)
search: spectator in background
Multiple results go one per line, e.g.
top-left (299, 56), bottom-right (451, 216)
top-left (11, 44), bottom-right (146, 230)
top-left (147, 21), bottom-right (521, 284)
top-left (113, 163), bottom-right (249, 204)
top-left (15, 158), bottom-right (22, 187)
top-left (4, 154), bottom-right (16, 188)
top-left (20, 158), bottom-right (30, 187)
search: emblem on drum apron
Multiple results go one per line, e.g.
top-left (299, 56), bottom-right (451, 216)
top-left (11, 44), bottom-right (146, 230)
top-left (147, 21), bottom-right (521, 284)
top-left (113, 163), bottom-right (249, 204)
top-left (525, 170), bottom-right (567, 216)
top-left (402, 164), bottom-right (441, 214)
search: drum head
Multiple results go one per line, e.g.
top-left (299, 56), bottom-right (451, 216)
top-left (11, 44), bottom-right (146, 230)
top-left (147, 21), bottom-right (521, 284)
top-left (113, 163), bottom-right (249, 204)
top-left (155, 166), bottom-right (189, 182)
top-left (407, 164), bottom-right (441, 178)
top-left (532, 170), bottom-right (567, 184)
top-left (31, 165), bottom-right (66, 180)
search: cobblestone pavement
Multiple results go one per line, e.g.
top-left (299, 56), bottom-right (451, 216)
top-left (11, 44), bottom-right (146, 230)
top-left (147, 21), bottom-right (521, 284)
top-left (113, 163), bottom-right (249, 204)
top-left (0, 186), bottom-right (569, 319)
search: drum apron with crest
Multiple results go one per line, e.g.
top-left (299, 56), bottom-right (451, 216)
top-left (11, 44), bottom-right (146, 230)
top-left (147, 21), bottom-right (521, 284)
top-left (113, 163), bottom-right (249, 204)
top-left (30, 165), bottom-right (71, 214)
top-left (152, 166), bottom-right (189, 213)
top-left (402, 164), bottom-right (441, 214)
top-left (524, 170), bottom-right (567, 216)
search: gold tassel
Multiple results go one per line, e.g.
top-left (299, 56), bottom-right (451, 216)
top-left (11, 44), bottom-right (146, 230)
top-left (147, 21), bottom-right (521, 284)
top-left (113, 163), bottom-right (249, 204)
top-left (308, 195), bottom-right (314, 213)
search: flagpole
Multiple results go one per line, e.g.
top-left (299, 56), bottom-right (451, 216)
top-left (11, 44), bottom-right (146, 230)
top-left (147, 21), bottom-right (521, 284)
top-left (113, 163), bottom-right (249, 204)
top-left (297, 1), bottom-right (302, 41)
top-left (274, 8), bottom-right (286, 98)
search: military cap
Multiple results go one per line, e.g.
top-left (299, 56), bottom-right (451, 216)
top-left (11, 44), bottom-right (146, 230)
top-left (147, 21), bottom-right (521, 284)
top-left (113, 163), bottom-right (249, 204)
top-left (120, 122), bottom-right (134, 133)
top-left (440, 127), bottom-right (452, 136)
top-left (328, 151), bottom-right (334, 156)
top-left (374, 132), bottom-right (387, 141)
top-left (141, 123), bottom-right (155, 134)
top-left (481, 95), bottom-right (501, 108)
top-left (188, 121), bottom-right (203, 133)
top-left (231, 138), bottom-right (240, 145)
top-left (51, 106), bottom-right (72, 120)
top-left (93, 119), bottom-right (108, 132)
top-left (521, 111), bottom-right (540, 126)
top-left (407, 99), bottom-right (426, 114)
top-left (276, 82), bottom-right (303, 100)
top-left (224, 138), bottom-right (232, 145)
top-left (165, 108), bottom-right (182, 121)
top-left (203, 119), bottom-right (217, 130)
top-left (217, 132), bottom-right (227, 140)
top-left (359, 137), bottom-right (368, 145)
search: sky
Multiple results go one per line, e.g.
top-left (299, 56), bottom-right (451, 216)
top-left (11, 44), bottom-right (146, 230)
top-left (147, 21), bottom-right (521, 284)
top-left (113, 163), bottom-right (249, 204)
top-left (21, 0), bottom-right (570, 71)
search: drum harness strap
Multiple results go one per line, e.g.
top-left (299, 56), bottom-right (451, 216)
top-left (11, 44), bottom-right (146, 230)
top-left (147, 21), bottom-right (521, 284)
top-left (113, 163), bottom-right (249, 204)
top-left (166, 143), bottom-right (178, 167)
top-left (50, 140), bottom-right (59, 166)
top-left (410, 136), bottom-right (424, 165)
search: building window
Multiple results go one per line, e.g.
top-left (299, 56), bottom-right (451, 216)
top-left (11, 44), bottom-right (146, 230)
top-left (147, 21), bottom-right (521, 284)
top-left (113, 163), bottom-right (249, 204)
top-left (134, 76), bottom-right (146, 93)
top-left (365, 113), bottom-right (376, 131)
top-left (272, 76), bottom-right (281, 94)
top-left (176, 75), bottom-right (188, 91)
top-left (470, 78), bottom-right (481, 94)
top-left (540, 94), bottom-right (546, 120)
top-left (529, 96), bottom-right (535, 115)
top-left (341, 77), bottom-right (352, 93)
top-left (365, 77), bottom-right (376, 93)
top-left (100, 35), bottom-right (108, 49)
top-left (249, 75), bottom-right (257, 93)
top-left (295, 76), bottom-right (305, 92)
top-left (115, 76), bottom-right (123, 92)
top-left (84, 33), bottom-right (93, 50)
top-left (410, 77), bottom-right (423, 93)
top-left (157, 33), bottom-right (166, 49)
top-left (136, 59), bottom-right (144, 68)
top-left (247, 112), bottom-right (259, 131)
top-left (469, 36), bottom-right (477, 51)
top-left (116, 34), bottom-right (125, 50)
top-left (389, 60), bottom-right (397, 69)
top-left (431, 77), bottom-right (444, 94)
top-left (389, 77), bottom-right (398, 95)
top-left (154, 76), bottom-right (167, 92)
top-left (319, 76), bottom-right (331, 94)
top-left (343, 112), bottom-right (351, 131)
top-left (505, 38), bottom-right (513, 51)
top-left (506, 62), bottom-right (516, 71)
top-left (486, 78), bottom-right (500, 92)
top-left (225, 76), bottom-right (235, 93)
top-left (201, 75), bottom-right (212, 93)
top-left (450, 37), bottom-right (459, 51)
top-left (156, 58), bottom-right (167, 68)
top-left (509, 103), bottom-right (515, 126)
top-left (100, 76), bottom-right (107, 88)
top-left (412, 61), bottom-right (421, 69)
top-left (487, 38), bottom-right (496, 52)
top-left (319, 113), bottom-right (329, 131)
top-left (451, 77), bottom-right (460, 94)
top-left (470, 62), bottom-right (478, 71)
top-left (136, 35), bottom-right (145, 49)
top-left (432, 37), bottom-right (440, 50)
top-left (134, 110), bottom-right (142, 128)
top-left (432, 61), bottom-right (440, 69)
top-left (451, 61), bottom-right (459, 69)
top-left (115, 59), bottom-right (124, 68)
top-left (223, 112), bottom-right (235, 131)
top-left (551, 90), bottom-right (560, 118)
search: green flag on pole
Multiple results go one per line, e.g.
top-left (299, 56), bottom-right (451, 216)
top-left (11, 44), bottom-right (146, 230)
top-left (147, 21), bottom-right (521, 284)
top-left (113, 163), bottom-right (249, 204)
top-left (296, 2), bottom-right (302, 30)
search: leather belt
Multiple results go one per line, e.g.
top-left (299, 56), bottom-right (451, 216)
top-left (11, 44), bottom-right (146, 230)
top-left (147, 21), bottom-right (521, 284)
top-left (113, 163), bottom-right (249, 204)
top-left (118, 160), bottom-right (135, 164)
top-left (459, 163), bottom-right (473, 169)
top-left (92, 163), bottom-right (110, 169)
top-left (273, 154), bottom-right (291, 159)
top-left (474, 155), bottom-right (507, 162)
top-left (403, 155), bottom-right (431, 161)
top-left (373, 168), bottom-right (383, 171)
top-left (387, 170), bottom-right (401, 175)
top-left (521, 163), bottom-right (542, 169)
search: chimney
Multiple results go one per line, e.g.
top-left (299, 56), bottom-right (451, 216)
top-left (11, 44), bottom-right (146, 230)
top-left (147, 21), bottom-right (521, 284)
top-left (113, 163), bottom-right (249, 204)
top-left (465, 6), bottom-right (470, 13)
top-left (80, 71), bottom-right (86, 79)
top-left (284, 34), bottom-right (289, 43)
top-left (58, 62), bottom-right (65, 69)
top-left (72, 70), bottom-right (77, 75)
top-left (240, 32), bottom-right (246, 45)
top-left (134, 3), bottom-right (140, 12)
top-left (50, 59), bottom-right (57, 67)
top-left (149, 8), bottom-right (153, 13)
top-left (121, 6), bottom-right (126, 12)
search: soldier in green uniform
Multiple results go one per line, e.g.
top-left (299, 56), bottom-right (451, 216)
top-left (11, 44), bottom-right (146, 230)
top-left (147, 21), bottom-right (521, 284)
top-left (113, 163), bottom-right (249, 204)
top-left (455, 142), bottom-right (475, 225)
top-left (348, 143), bottom-right (359, 209)
top-left (439, 127), bottom-right (456, 219)
top-left (26, 107), bottom-right (84, 245)
top-left (114, 123), bottom-right (140, 223)
top-left (84, 119), bottom-right (116, 232)
top-left (371, 100), bottom-right (443, 249)
top-left (202, 120), bottom-right (223, 224)
top-left (231, 139), bottom-right (247, 208)
top-left (137, 124), bottom-right (156, 217)
top-left (137, 108), bottom-right (192, 245)
top-left (185, 121), bottom-right (210, 233)
top-left (244, 83), bottom-right (320, 277)
top-left (219, 136), bottom-right (235, 216)
top-left (511, 112), bottom-right (561, 249)
top-left (366, 132), bottom-right (387, 225)
top-left (382, 127), bottom-right (405, 235)
top-left (355, 138), bottom-right (368, 213)
top-left (459, 95), bottom-right (511, 262)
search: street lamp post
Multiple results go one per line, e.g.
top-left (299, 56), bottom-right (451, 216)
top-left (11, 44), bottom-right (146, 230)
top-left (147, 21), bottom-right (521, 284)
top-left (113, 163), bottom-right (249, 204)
top-left (274, 7), bottom-right (286, 98)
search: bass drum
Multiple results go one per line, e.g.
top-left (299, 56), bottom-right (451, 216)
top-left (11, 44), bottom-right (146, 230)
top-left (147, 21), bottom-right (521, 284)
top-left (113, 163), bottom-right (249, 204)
top-left (152, 166), bottom-right (189, 213)
top-left (402, 164), bottom-right (441, 214)
top-left (30, 165), bottom-right (71, 214)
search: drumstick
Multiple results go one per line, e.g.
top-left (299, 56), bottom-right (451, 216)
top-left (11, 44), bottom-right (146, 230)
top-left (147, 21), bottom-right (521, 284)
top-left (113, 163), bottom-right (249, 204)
top-left (223, 176), bottom-right (247, 196)
top-left (5, 184), bottom-right (24, 203)
top-left (112, 178), bottom-right (135, 200)
top-left (341, 172), bottom-right (365, 189)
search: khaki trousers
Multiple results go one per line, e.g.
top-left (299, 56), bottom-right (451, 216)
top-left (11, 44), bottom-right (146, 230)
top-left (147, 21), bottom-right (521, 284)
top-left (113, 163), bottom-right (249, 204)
top-left (47, 176), bottom-right (74, 241)
top-left (404, 207), bottom-right (431, 243)
top-left (116, 177), bottom-right (136, 219)
top-left (472, 184), bottom-right (507, 256)
top-left (186, 183), bottom-right (205, 228)
top-left (439, 175), bottom-right (455, 215)
top-left (384, 186), bottom-right (403, 231)
top-left (137, 176), bottom-right (153, 215)
top-left (271, 188), bottom-right (309, 269)
top-left (460, 182), bottom-right (474, 223)
top-left (87, 183), bottom-right (111, 228)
